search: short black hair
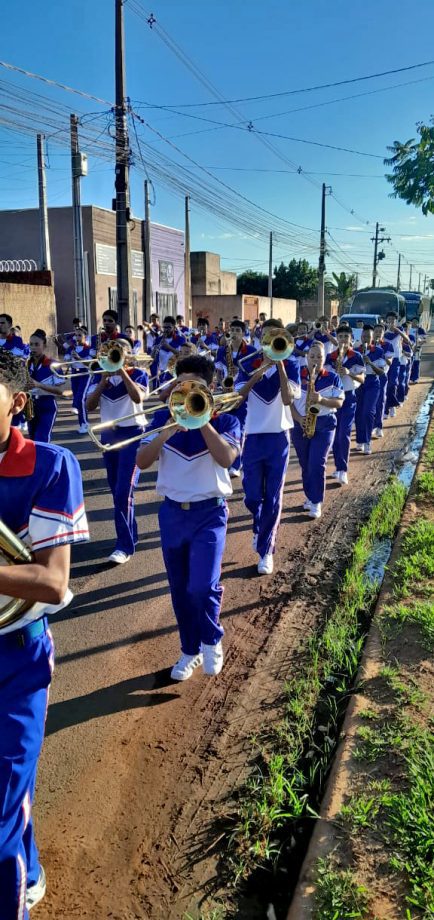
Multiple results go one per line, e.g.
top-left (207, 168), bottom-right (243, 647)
top-left (31, 328), bottom-right (47, 344)
top-left (262, 318), bottom-right (284, 330)
top-left (163, 315), bottom-right (176, 326)
top-left (176, 355), bottom-right (214, 385)
top-left (73, 317), bottom-right (81, 325)
top-left (363, 324), bottom-right (374, 331)
top-left (197, 317), bottom-right (209, 327)
top-left (386, 311), bottom-right (397, 319)
top-left (103, 310), bottom-right (118, 322)
top-left (230, 319), bottom-right (245, 331)
top-left (0, 313), bottom-right (13, 327)
top-left (0, 349), bottom-right (29, 393)
top-left (337, 325), bottom-right (352, 335)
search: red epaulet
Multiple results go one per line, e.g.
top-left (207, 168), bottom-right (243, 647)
top-left (42, 356), bottom-right (53, 367)
top-left (301, 367), bottom-right (309, 379)
top-left (346, 348), bottom-right (356, 358)
top-left (329, 349), bottom-right (338, 360)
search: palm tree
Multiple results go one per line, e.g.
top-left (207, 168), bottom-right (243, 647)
top-left (327, 272), bottom-right (357, 309)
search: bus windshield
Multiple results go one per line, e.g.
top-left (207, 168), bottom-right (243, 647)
top-left (350, 291), bottom-right (401, 316)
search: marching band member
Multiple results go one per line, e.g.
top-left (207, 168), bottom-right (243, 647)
top-left (64, 328), bottom-right (91, 434)
top-left (150, 316), bottom-right (186, 388)
top-left (215, 319), bottom-right (256, 478)
top-left (176, 314), bottom-right (190, 335)
top-left (236, 320), bottom-right (300, 575)
top-left (86, 342), bottom-right (149, 565)
top-left (0, 350), bottom-right (89, 920)
top-left (0, 313), bottom-right (26, 355)
top-left (136, 355), bottom-right (241, 681)
top-left (195, 318), bottom-right (219, 355)
top-left (409, 317), bottom-right (427, 383)
top-left (89, 309), bottom-right (130, 357)
top-left (325, 325), bottom-right (365, 485)
top-left (292, 321), bottom-right (312, 368)
top-left (383, 311), bottom-right (411, 418)
top-left (311, 317), bottom-right (337, 356)
top-left (124, 325), bottom-right (142, 355)
top-left (291, 341), bottom-right (344, 518)
top-left (398, 322), bottom-right (413, 404)
top-left (354, 325), bottom-right (387, 454)
top-left (27, 330), bottom-right (66, 443)
top-left (372, 323), bottom-right (393, 439)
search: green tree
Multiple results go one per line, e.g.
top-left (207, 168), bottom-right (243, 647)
top-left (385, 119), bottom-right (434, 215)
top-left (273, 259), bottom-right (318, 303)
top-left (236, 270), bottom-right (268, 296)
top-left (326, 271), bottom-right (357, 307)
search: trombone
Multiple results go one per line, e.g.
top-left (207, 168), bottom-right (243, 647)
top-left (51, 340), bottom-right (154, 379)
top-left (88, 380), bottom-right (242, 452)
top-left (238, 327), bottom-right (294, 375)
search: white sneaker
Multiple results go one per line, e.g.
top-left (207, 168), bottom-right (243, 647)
top-left (355, 443), bottom-right (364, 451)
top-left (373, 428), bottom-right (384, 438)
top-left (171, 652), bottom-right (203, 681)
top-left (303, 499), bottom-right (312, 511)
top-left (202, 641), bottom-right (224, 676)
top-left (336, 471), bottom-right (348, 485)
top-left (26, 867), bottom-right (46, 910)
top-left (71, 408), bottom-right (79, 415)
top-left (258, 553), bottom-right (274, 575)
top-left (308, 502), bottom-right (322, 519)
top-left (364, 442), bottom-right (372, 455)
top-left (108, 550), bottom-right (130, 564)
top-left (78, 423), bottom-right (88, 434)
top-left (252, 533), bottom-right (258, 551)
top-left (229, 467), bottom-right (241, 478)
top-left (331, 470), bottom-right (340, 479)
top-left (390, 407), bottom-right (397, 417)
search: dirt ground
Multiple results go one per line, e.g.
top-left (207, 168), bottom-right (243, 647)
top-left (34, 344), bottom-right (434, 920)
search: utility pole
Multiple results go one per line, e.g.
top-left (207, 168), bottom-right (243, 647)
top-left (143, 179), bottom-right (152, 322)
top-left (418, 271), bottom-right (421, 292)
top-left (115, 0), bottom-right (132, 329)
top-left (268, 231), bottom-right (273, 318)
top-left (409, 264), bottom-right (413, 290)
top-left (396, 253), bottom-right (401, 292)
top-left (70, 114), bottom-right (88, 327)
top-left (371, 223), bottom-right (390, 288)
top-left (318, 183), bottom-right (326, 313)
top-left (424, 273), bottom-right (428, 293)
top-left (37, 134), bottom-right (51, 271)
top-left (184, 195), bottom-right (192, 327)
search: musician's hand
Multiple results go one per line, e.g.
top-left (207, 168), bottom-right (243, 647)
top-left (340, 366), bottom-right (350, 376)
top-left (28, 378), bottom-right (37, 387)
top-left (253, 359), bottom-right (273, 379)
top-left (309, 391), bottom-right (321, 404)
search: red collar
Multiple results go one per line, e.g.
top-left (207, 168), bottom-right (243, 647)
top-left (0, 427), bottom-right (36, 477)
top-left (301, 367), bottom-right (328, 379)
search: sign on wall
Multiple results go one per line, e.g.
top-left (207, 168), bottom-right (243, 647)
top-left (131, 250), bottom-right (144, 279)
top-left (159, 260), bottom-right (174, 288)
top-left (95, 243), bottom-right (145, 279)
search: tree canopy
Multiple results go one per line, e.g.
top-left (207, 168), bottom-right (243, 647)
top-left (325, 271), bottom-right (357, 307)
top-left (236, 270), bottom-right (268, 296)
top-left (273, 259), bottom-right (318, 302)
top-left (385, 119), bottom-right (434, 215)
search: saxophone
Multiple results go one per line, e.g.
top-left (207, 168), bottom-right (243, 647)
top-left (302, 365), bottom-right (320, 439)
top-left (335, 344), bottom-right (345, 376)
top-left (24, 357), bottom-right (35, 421)
top-left (222, 338), bottom-right (236, 391)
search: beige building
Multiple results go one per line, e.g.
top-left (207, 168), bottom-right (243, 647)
top-left (0, 206), bottom-right (185, 333)
top-left (0, 271), bottom-right (57, 345)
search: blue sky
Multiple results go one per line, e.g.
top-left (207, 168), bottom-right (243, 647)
top-left (1, 0), bottom-right (434, 288)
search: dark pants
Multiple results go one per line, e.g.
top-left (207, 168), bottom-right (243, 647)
top-left (102, 426), bottom-right (142, 555)
top-left (333, 391), bottom-right (356, 473)
top-left (243, 431), bottom-right (290, 557)
top-left (27, 398), bottom-right (57, 443)
top-left (292, 415), bottom-right (336, 504)
top-left (71, 374), bottom-right (90, 426)
top-left (374, 374), bottom-right (388, 430)
top-left (385, 358), bottom-right (400, 412)
top-left (355, 375), bottom-right (380, 444)
top-left (159, 498), bottom-right (227, 655)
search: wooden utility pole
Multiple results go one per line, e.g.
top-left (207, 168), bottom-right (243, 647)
top-left (396, 253), bottom-right (401, 292)
top-left (143, 180), bottom-right (152, 321)
top-left (318, 183), bottom-right (326, 312)
top-left (268, 231), bottom-right (273, 318)
top-left (184, 195), bottom-right (192, 327)
top-left (70, 114), bottom-right (88, 327)
top-left (37, 134), bottom-right (51, 271)
top-left (115, 0), bottom-right (132, 328)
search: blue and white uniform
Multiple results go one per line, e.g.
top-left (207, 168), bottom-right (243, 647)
top-left (142, 410), bottom-right (240, 655)
top-left (374, 338), bottom-right (393, 432)
top-left (236, 356), bottom-right (301, 558)
top-left (398, 337), bottom-right (413, 403)
top-left (64, 343), bottom-right (91, 428)
top-left (311, 331), bottom-right (335, 357)
top-left (215, 341), bottom-right (256, 473)
top-left (383, 329), bottom-right (403, 412)
top-left (354, 344), bottom-right (387, 446)
top-left (88, 367), bottom-right (149, 556)
top-left (0, 428), bottom-right (88, 920)
top-left (149, 332), bottom-right (186, 388)
top-left (410, 326), bottom-right (427, 383)
top-left (293, 336), bottom-right (311, 369)
top-left (0, 333), bottom-right (26, 356)
top-left (89, 330), bottom-right (130, 358)
top-left (292, 368), bottom-right (344, 504)
top-left (28, 356), bottom-right (65, 443)
top-left (325, 348), bottom-right (365, 474)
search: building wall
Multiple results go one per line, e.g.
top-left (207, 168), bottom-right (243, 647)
top-left (192, 294), bottom-right (296, 329)
top-left (145, 222), bottom-right (185, 318)
top-left (0, 275), bottom-right (57, 346)
top-left (190, 251), bottom-right (236, 297)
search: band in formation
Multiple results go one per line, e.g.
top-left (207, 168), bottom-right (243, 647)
top-left (0, 305), bottom-right (427, 917)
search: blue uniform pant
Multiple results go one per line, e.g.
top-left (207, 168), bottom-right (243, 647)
top-left (385, 358), bottom-right (400, 412)
top-left (102, 426), bottom-right (141, 555)
top-left (410, 356), bottom-right (421, 382)
top-left (0, 624), bottom-right (53, 920)
top-left (397, 362), bottom-right (408, 405)
top-left (355, 375), bottom-right (380, 444)
top-left (27, 398), bottom-right (57, 443)
top-left (71, 374), bottom-right (90, 427)
top-left (333, 391), bottom-right (356, 473)
top-left (231, 403), bottom-right (247, 473)
top-left (242, 431), bottom-right (290, 558)
top-left (374, 374), bottom-right (388, 430)
top-left (291, 416), bottom-right (336, 504)
top-left (159, 498), bottom-right (227, 655)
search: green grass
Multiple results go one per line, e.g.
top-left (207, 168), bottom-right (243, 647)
top-left (424, 431), bottom-right (434, 466)
top-left (314, 857), bottom-right (370, 919)
top-left (379, 664), bottom-right (426, 707)
top-left (381, 601), bottom-right (434, 651)
top-left (226, 478), bottom-right (406, 883)
top-left (417, 471), bottom-right (434, 498)
top-left (394, 519), bottom-right (434, 596)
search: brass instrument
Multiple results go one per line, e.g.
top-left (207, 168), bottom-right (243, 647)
top-left (238, 327), bottom-right (294, 375)
top-left (302, 365), bottom-right (320, 439)
top-left (0, 519), bottom-right (34, 630)
top-left (51, 340), bottom-right (153, 379)
top-left (88, 380), bottom-right (242, 453)
top-left (335, 344), bottom-right (346, 376)
top-left (23, 357), bottom-right (34, 421)
top-left (222, 337), bottom-right (236, 391)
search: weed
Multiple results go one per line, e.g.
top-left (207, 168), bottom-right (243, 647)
top-left (424, 431), bottom-right (434, 466)
top-left (417, 470), bottom-right (434, 497)
top-left (379, 664), bottom-right (426, 707)
top-left (394, 519), bottom-right (434, 595)
top-left (358, 708), bottom-right (377, 721)
top-left (381, 601), bottom-right (434, 651)
top-left (314, 856), bottom-right (370, 919)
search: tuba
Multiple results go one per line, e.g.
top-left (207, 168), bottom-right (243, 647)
top-left (0, 520), bottom-right (34, 629)
top-left (302, 366), bottom-right (320, 439)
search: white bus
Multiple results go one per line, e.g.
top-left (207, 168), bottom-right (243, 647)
top-left (349, 290), bottom-right (406, 322)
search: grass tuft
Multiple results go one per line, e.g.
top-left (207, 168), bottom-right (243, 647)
top-left (314, 856), bottom-right (370, 919)
top-left (393, 519), bottom-right (434, 595)
top-left (381, 601), bottom-right (434, 651)
top-left (417, 470), bottom-right (434, 497)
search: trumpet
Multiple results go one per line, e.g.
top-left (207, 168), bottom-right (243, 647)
top-left (238, 327), bottom-right (294, 375)
top-left (52, 340), bottom-right (153, 379)
top-left (88, 380), bottom-right (242, 452)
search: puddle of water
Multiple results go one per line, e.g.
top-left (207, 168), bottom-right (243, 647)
top-left (396, 385), bottom-right (434, 487)
top-left (364, 538), bottom-right (392, 584)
